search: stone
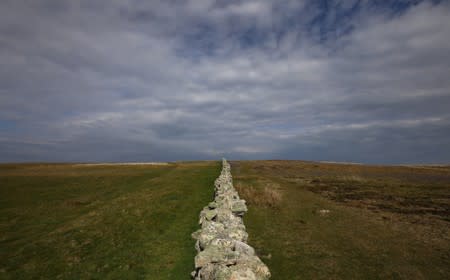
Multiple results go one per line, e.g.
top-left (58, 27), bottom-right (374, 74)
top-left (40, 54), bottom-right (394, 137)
top-left (234, 240), bottom-right (255, 256)
top-left (210, 238), bottom-right (235, 250)
top-left (195, 245), bottom-right (238, 268)
top-left (229, 268), bottom-right (256, 280)
top-left (203, 209), bottom-right (218, 221)
top-left (214, 265), bottom-right (232, 280)
top-left (191, 159), bottom-right (270, 279)
top-left (191, 229), bottom-right (202, 239)
top-left (231, 200), bottom-right (248, 216)
top-left (226, 229), bottom-right (248, 243)
top-left (208, 201), bottom-right (218, 209)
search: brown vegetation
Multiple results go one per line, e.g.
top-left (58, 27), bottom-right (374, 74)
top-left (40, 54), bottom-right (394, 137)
top-left (231, 160), bottom-right (450, 279)
top-left (235, 179), bottom-right (282, 208)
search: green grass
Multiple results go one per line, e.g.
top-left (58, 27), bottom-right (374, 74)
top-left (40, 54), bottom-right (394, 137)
top-left (2, 160), bottom-right (448, 279)
top-left (0, 162), bottom-right (220, 279)
top-left (232, 160), bottom-right (450, 280)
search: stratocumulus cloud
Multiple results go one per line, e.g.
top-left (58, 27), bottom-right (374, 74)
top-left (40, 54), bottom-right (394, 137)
top-left (0, 0), bottom-right (449, 163)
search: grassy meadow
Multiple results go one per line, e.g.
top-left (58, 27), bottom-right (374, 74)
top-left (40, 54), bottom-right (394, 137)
top-left (0, 161), bottom-right (220, 279)
top-left (1, 160), bottom-right (449, 279)
top-left (232, 160), bottom-right (450, 280)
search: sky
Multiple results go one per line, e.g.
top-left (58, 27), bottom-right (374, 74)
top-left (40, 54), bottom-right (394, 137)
top-left (1, 0), bottom-right (450, 164)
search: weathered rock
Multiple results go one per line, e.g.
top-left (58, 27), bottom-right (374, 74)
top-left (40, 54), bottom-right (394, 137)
top-left (226, 228), bottom-right (248, 243)
top-left (195, 245), bottom-right (238, 268)
top-left (192, 229), bottom-right (202, 239)
top-left (191, 159), bottom-right (271, 280)
top-left (229, 268), bottom-right (256, 280)
top-left (210, 238), bottom-right (235, 250)
top-left (234, 241), bottom-right (255, 256)
top-left (231, 200), bottom-right (248, 216)
top-left (208, 202), bottom-right (218, 209)
top-left (203, 209), bottom-right (218, 221)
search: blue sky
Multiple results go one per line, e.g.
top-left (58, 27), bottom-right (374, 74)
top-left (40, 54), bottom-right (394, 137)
top-left (1, 0), bottom-right (449, 163)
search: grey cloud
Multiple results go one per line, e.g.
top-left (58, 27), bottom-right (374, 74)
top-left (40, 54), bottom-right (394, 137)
top-left (277, 117), bottom-right (450, 164)
top-left (0, 0), bottom-right (449, 163)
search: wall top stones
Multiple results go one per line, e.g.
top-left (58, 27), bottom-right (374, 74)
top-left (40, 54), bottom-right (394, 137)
top-left (191, 159), bottom-right (271, 280)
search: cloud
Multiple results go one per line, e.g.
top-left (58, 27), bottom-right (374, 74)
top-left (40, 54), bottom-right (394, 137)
top-left (0, 0), bottom-right (449, 163)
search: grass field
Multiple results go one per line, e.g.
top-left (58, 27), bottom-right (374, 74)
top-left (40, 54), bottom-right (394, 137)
top-left (232, 160), bottom-right (450, 280)
top-left (0, 161), bottom-right (220, 279)
top-left (2, 160), bottom-right (449, 279)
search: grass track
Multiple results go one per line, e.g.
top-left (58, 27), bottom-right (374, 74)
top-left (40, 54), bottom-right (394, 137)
top-left (232, 160), bottom-right (450, 280)
top-left (0, 161), bottom-right (220, 279)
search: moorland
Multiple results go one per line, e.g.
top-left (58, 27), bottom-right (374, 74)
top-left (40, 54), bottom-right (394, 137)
top-left (1, 160), bottom-right (449, 279)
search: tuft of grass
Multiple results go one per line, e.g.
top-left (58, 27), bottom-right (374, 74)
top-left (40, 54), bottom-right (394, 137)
top-left (0, 161), bottom-right (220, 279)
top-left (235, 180), bottom-right (282, 208)
top-left (232, 160), bottom-right (450, 280)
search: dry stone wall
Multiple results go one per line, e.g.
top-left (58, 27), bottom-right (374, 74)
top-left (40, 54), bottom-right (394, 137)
top-left (191, 159), bottom-right (271, 280)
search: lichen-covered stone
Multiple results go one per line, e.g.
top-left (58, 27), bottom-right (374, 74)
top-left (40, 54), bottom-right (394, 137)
top-left (203, 209), bottom-right (218, 221)
top-left (195, 245), bottom-right (238, 268)
top-left (191, 159), bottom-right (271, 279)
top-left (234, 241), bottom-right (255, 256)
top-left (229, 268), bottom-right (256, 280)
top-left (231, 200), bottom-right (248, 216)
top-left (208, 202), bottom-right (218, 209)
